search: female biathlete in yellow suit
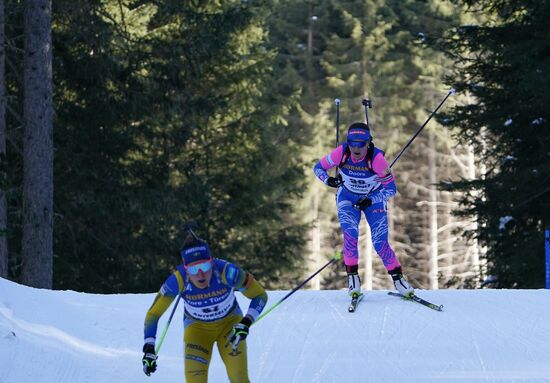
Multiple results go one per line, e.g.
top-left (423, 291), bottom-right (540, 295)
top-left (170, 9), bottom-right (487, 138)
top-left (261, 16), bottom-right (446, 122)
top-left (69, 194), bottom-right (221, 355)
top-left (142, 235), bottom-right (268, 383)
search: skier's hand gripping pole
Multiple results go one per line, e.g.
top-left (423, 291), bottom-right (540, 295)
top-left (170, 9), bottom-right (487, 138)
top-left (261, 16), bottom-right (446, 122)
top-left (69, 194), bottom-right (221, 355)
top-left (142, 343), bottom-right (158, 376)
top-left (227, 316), bottom-right (253, 351)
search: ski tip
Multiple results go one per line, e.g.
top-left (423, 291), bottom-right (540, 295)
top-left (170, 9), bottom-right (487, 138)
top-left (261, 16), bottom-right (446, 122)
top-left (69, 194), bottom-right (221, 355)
top-left (348, 292), bottom-right (363, 313)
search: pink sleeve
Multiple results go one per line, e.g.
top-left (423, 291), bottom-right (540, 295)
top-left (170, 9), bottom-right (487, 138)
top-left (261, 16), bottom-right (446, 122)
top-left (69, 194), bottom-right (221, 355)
top-left (372, 153), bottom-right (395, 184)
top-left (319, 145), bottom-right (345, 170)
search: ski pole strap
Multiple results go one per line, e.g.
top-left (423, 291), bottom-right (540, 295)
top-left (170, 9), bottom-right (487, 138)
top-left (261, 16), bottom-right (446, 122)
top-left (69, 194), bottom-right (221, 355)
top-left (253, 253), bottom-right (341, 325)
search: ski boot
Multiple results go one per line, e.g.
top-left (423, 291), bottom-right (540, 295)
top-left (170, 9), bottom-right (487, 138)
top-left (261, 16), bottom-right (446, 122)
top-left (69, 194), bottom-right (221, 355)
top-left (389, 266), bottom-right (414, 297)
top-left (346, 265), bottom-right (361, 297)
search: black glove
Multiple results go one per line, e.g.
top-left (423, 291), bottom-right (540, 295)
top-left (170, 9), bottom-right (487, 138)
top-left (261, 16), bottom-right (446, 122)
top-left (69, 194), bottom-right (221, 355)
top-left (353, 197), bottom-right (372, 210)
top-left (142, 343), bottom-right (157, 376)
top-left (227, 316), bottom-right (252, 351)
top-left (326, 176), bottom-right (344, 188)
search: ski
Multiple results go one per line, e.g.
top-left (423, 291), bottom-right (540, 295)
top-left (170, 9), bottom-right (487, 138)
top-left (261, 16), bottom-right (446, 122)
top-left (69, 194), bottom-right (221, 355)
top-left (388, 292), bottom-right (443, 312)
top-left (348, 292), bottom-right (364, 313)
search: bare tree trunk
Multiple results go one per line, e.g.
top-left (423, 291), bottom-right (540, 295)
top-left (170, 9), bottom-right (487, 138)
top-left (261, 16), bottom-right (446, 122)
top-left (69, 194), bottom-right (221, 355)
top-left (363, 218), bottom-right (373, 290)
top-left (310, 182), bottom-right (321, 290)
top-left (21, 0), bottom-right (53, 288)
top-left (307, 2), bottom-right (313, 54)
top-left (387, 197), bottom-right (396, 289)
top-left (428, 129), bottom-right (439, 289)
top-left (440, 191), bottom-right (453, 282)
top-left (466, 143), bottom-right (482, 286)
top-left (0, 0), bottom-right (7, 278)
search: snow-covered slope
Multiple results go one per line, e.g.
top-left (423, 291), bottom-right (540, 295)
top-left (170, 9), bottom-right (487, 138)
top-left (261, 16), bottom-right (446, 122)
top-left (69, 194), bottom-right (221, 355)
top-left (1, 277), bottom-right (550, 383)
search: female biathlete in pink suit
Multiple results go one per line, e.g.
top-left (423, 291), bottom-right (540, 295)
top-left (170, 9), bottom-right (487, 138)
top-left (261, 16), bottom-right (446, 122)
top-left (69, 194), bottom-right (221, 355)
top-left (313, 122), bottom-right (413, 297)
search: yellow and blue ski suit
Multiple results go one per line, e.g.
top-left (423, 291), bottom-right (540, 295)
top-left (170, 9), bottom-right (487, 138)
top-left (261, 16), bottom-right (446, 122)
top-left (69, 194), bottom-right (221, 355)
top-left (144, 258), bottom-right (267, 382)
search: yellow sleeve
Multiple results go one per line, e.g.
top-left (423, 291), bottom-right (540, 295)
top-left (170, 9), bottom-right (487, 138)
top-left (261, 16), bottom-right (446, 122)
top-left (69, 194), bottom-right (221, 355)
top-left (239, 272), bottom-right (268, 321)
top-left (240, 272), bottom-right (266, 300)
top-left (143, 270), bottom-right (184, 341)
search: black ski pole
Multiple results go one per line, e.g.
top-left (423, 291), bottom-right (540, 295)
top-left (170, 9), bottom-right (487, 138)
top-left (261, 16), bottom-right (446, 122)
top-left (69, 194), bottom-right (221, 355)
top-left (355, 89), bottom-right (455, 207)
top-left (334, 98), bottom-right (341, 177)
top-left (389, 88), bottom-right (455, 168)
top-left (334, 98), bottom-right (341, 147)
top-left (155, 291), bottom-right (183, 354)
top-left (253, 253), bottom-right (342, 324)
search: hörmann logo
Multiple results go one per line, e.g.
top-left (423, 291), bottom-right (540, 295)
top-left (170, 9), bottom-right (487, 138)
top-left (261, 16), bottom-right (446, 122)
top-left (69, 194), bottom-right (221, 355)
top-left (343, 164), bottom-right (369, 171)
top-left (186, 287), bottom-right (228, 301)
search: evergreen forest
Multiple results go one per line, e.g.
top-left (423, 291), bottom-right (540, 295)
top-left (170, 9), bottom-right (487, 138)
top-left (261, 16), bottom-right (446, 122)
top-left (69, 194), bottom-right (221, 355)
top-left (0, 0), bottom-right (548, 292)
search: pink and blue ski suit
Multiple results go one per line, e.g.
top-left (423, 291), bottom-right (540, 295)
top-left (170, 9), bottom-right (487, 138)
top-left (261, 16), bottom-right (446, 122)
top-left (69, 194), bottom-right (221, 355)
top-left (313, 143), bottom-right (401, 271)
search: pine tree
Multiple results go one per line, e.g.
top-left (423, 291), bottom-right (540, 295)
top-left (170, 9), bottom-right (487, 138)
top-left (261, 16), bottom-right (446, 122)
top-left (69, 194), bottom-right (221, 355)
top-left (268, 0), bottom-right (337, 289)
top-left (311, 0), bottom-right (468, 290)
top-left (443, 0), bottom-right (550, 287)
top-left (269, 0), bottom-right (472, 291)
top-left (1, 1), bottom-right (24, 282)
top-left (49, 0), bottom-right (306, 292)
top-left (0, 0), bottom-right (7, 278)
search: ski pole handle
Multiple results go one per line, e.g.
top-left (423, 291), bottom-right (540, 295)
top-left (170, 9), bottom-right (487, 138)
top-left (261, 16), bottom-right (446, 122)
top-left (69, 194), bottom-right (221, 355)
top-left (362, 98), bottom-right (372, 128)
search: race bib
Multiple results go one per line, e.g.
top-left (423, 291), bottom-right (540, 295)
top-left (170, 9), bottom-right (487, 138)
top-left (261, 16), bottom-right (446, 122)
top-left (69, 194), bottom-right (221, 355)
top-left (341, 173), bottom-right (380, 194)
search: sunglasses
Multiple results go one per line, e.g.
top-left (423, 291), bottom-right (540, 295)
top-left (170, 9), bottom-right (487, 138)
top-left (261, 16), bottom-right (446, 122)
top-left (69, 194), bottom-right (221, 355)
top-left (185, 259), bottom-right (213, 275)
top-left (348, 140), bottom-right (368, 148)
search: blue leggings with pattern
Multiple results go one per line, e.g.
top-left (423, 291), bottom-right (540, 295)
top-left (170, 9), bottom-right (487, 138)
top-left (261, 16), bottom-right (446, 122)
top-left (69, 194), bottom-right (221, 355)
top-left (336, 187), bottom-right (400, 271)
